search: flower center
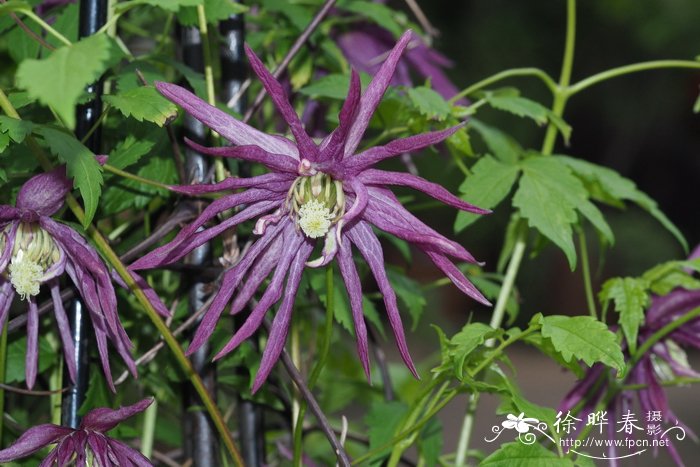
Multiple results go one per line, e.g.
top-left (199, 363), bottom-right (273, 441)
top-left (1, 222), bottom-right (62, 300)
top-left (287, 172), bottom-right (345, 239)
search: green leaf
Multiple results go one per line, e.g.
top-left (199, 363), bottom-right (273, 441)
top-left (6, 336), bottom-right (54, 383)
top-left (108, 136), bottom-right (155, 170)
top-left (455, 155), bottom-right (520, 232)
top-left (16, 34), bottom-right (115, 129)
top-left (482, 442), bottom-right (574, 467)
top-left (262, 0), bottom-right (311, 30)
top-left (78, 371), bottom-right (111, 415)
top-left (449, 322), bottom-right (498, 379)
top-left (104, 86), bottom-right (178, 127)
top-left (340, 1), bottom-right (404, 37)
top-left (34, 126), bottom-right (103, 227)
top-left (406, 87), bottom-right (452, 121)
top-left (487, 95), bottom-right (549, 124)
top-left (117, 0), bottom-right (201, 13)
top-left (417, 418), bottom-right (442, 467)
top-left (386, 269), bottom-right (426, 330)
top-left (522, 331), bottom-right (584, 378)
top-left (177, 0), bottom-right (247, 25)
top-left (0, 1), bottom-right (30, 15)
top-left (299, 73), bottom-right (372, 100)
top-left (539, 315), bottom-right (625, 374)
top-left (599, 277), bottom-right (649, 353)
top-left (559, 156), bottom-right (687, 251)
top-left (365, 401), bottom-right (408, 463)
top-left (0, 116), bottom-right (35, 143)
top-left (469, 119), bottom-right (521, 164)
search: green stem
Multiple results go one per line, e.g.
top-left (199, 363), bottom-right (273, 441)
top-left (567, 60), bottom-right (700, 96)
top-left (453, 393), bottom-right (478, 467)
top-left (140, 398), bottom-right (157, 459)
top-left (0, 90), bottom-right (244, 467)
top-left (449, 68), bottom-right (557, 103)
top-left (488, 230), bottom-right (527, 331)
top-left (19, 9), bottom-right (72, 46)
top-left (294, 266), bottom-right (336, 466)
top-left (578, 230), bottom-right (597, 318)
top-left (0, 325), bottom-right (7, 444)
top-left (104, 164), bottom-right (171, 191)
top-left (623, 376), bottom-right (700, 391)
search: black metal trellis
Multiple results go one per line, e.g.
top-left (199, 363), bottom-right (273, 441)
top-left (61, 0), bottom-right (107, 429)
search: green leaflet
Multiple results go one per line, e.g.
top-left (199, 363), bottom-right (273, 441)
top-left (482, 442), bottom-right (574, 467)
top-left (599, 277), bottom-right (649, 353)
top-left (108, 136), bottom-right (155, 171)
top-left (365, 401), bottom-right (408, 464)
top-left (104, 86), bottom-right (178, 127)
top-left (455, 155), bottom-right (520, 232)
top-left (0, 116), bottom-right (34, 143)
top-left (299, 73), bottom-right (372, 100)
top-left (34, 126), bottom-right (103, 228)
top-left (339, 0), bottom-right (404, 37)
top-left (448, 322), bottom-right (499, 380)
top-left (16, 34), bottom-right (116, 130)
top-left (539, 315), bottom-right (625, 375)
top-left (406, 87), bottom-right (452, 121)
top-left (485, 94), bottom-right (572, 143)
top-left (470, 119), bottom-right (522, 164)
top-left (387, 268), bottom-right (426, 330)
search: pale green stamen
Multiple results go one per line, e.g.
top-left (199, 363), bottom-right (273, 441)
top-left (8, 250), bottom-right (43, 301)
top-left (298, 200), bottom-right (333, 238)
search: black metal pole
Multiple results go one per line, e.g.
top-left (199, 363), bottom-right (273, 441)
top-left (178, 24), bottom-right (220, 467)
top-left (62, 0), bottom-right (107, 429)
top-left (220, 9), bottom-right (266, 466)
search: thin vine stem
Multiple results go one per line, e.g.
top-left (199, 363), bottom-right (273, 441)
top-left (578, 230), bottom-right (597, 318)
top-left (17, 8), bottom-right (72, 46)
top-left (449, 67), bottom-right (557, 103)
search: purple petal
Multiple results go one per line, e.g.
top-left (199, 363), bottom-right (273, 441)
top-left (186, 220), bottom-right (290, 355)
top-left (26, 298), bottom-right (39, 389)
top-left (51, 282), bottom-right (77, 383)
top-left (346, 221), bottom-right (419, 378)
top-left (107, 439), bottom-right (154, 466)
top-left (344, 30), bottom-right (413, 158)
top-left (86, 433), bottom-right (110, 467)
top-left (336, 239), bottom-right (371, 380)
top-left (359, 168), bottom-right (490, 214)
top-left (38, 448), bottom-right (59, 467)
top-left (319, 70), bottom-right (362, 161)
top-left (185, 139), bottom-right (300, 174)
top-left (0, 206), bottom-right (19, 223)
top-left (0, 221), bottom-right (19, 272)
top-left (558, 364), bottom-right (607, 414)
top-left (214, 226), bottom-right (304, 360)
top-left (0, 424), bottom-right (71, 462)
top-left (245, 44), bottom-right (319, 161)
top-left (337, 178), bottom-right (368, 240)
top-left (169, 172), bottom-right (294, 195)
top-left (128, 270), bottom-right (171, 318)
top-left (15, 167), bottom-right (72, 216)
top-left (425, 251), bottom-right (490, 305)
top-left (343, 124), bottom-right (463, 172)
top-left (646, 289), bottom-right (700, 324)
top-left (156, 81), bottom-right (299, 159)
top-left (0, 281), bottom-right (13, 334)
top-left (81, 397), bottom-right (154, 432)
top-left (404, 42), bottom-right (464, 102)
top-left (251, 239), bottom-right (314, 393)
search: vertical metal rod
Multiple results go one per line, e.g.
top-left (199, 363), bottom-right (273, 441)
top-left (61, 0), bottom-right (107, 429)
top-left (220, 9), bottom-right (266, 466)
top-left (178, 24), bottom-right (219, 467)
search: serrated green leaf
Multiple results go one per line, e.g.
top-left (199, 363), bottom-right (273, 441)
top-left (406, 87), bottom-right (452, 121)
top-left (522, 332), bottom-right (584, 378)
top-left (418, 418), bottom-right (442, 467)
top-left (0, 116), bottom-right (34, 143)
top-left (455, 155), bottom-right (520, 232)
top-left (104, 86), bottom-right (178, 127)
top-left (600, 277), bottom-right (649, 353)
top-left (299, 73), bottom-right (372, 100)
top-left (16, 34), bottom-right (115, 129)
top-left (482, 442), bottom-right (573, 467)
top-left (487, 95), bottom-right (549, 124)
top-left (559, 156), bottom-right (686, 251)
top-left (340, 0), bottom-right (403, 36)
top-left (365, 401), bottom-right (408, 463)
top-left (386, 269), bottom-right (425, 330)
top-left (109, 136), bottom-right (155, 170)
top-left (34, 126), bottom-right (103, 226)
top-left (470, 119), bottom-right (521, 164)
top-left (540, 315), bottom-right (625, 374)
top-left (449, 322), bottom-right (498, 379)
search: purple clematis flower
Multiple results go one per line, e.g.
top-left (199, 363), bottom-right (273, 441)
top-left (0, 168), bottom-right (140, 390)
top-left (0, 398), bottom-right (154, 466)
top-left (559, 248), bottom-right (700, 465)
top-left (131, 30), bottom-right (489, 392)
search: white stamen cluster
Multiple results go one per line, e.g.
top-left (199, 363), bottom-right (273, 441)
top-left (8, 250), bottom-right (43, 300)
top-left (298, 199), bottom-right (333, 238)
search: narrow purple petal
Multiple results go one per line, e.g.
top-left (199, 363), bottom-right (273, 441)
top-left (558, 364), bottom-right (607, 414)
top-left (646, 289), bottom-right (700, 323)
top-left (186, 220), bottom-right (289, 355)
top-left (214, 227), bottom-right (304, 360)
top-left (344, 124), bottom-right (463, 171)
top-left (38, 448), bottom-right (59, 467)
top-left (51, 282), bottom-right (76, 383)
top-left (86, 434), bottom-right (110, 467)
top-left (108, 439), bottom-right (154, 466)
top-left (337, 178), bottom-right (368, 240)
top-left (169, 172), bottom-right (294, 195)
top-left (346, 221), bottom-right (419, 378)
top-left (0, 281), bottom-right (14, 332)
top-left (185, 139), bottom-right (299, 174)
top-left (26, 298), bottom-right (39, 389)
top-left (425, 251), bottom-right (490, 305)
top-left (337, 239), bottom-right (371, 380)
top-left (319, 70), bottom-right (362, 161)
top-left (128, 271), bottom-right (171, 318)
top-left (156, 81), bottom-right (299, 159)
top-left (344, 30), bottom-right (414, 158)
top-left (251, 239), bottom-right (314, 393)
top-left (0, 221), bottom-right (18, 272)
top-left (81, 398), bottom-right (154, 432)
top-left (245, 44), bottom-right (319, 161)
top-left (16, 167), bottom-right (72, 216)
top-left (0, 424), bottom-right (71, 462)
top-left (359, 168), bottom-right (490, 214)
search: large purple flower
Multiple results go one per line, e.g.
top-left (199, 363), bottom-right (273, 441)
top-left (0, 398), bottom-right (154, 466)
top-left (131, 30), bottom-right (489, 392)
top-left (559, 255), bottom-right (700, 465)
top-left (0, 168), bottom-right (136, 390)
